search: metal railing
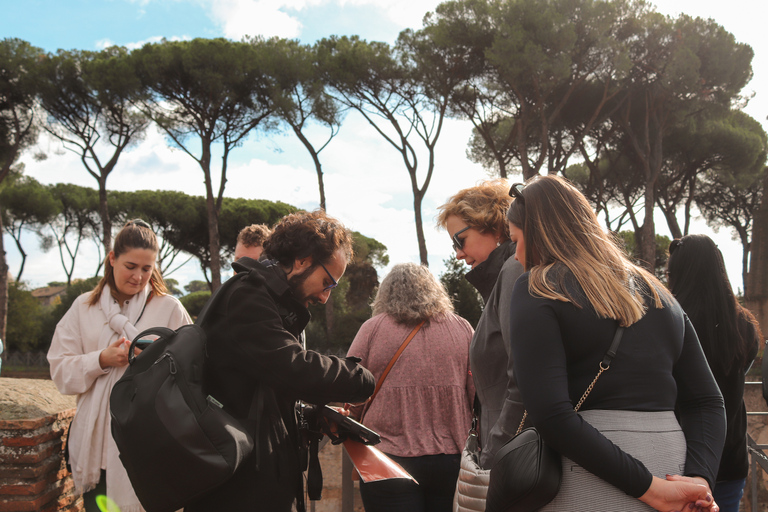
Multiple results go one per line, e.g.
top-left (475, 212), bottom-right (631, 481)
top-left (3, 351), bottom-right (49, 368)
top-left (745, 381), bottom-right (767, 511)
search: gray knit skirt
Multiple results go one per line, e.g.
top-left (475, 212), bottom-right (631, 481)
top-left (538, 409), bottom-right (686, 512)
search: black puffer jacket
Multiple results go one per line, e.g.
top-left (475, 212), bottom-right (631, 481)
top-left (185, 258), bottom-right (375, 512)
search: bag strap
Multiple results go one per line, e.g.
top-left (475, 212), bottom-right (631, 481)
top-left (128, 326), bottom-right (178, 361)
top-left (195, 271), bottom-right (249, 327)
top-left (468, 394), bottom-right (481, 436)
top-left (361, 319), bottom-right (426, 421)
top-left (516, 325), bottom-right (625, 435)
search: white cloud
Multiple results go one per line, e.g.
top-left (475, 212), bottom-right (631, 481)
top-left (206, 0), bottom-right (309, 39)
top-left (336, 0), bottom-right (440, 29)
top-left (203, 0), bottom-right (442, 41)
top-left (95, 38), bottom-right (116, 50)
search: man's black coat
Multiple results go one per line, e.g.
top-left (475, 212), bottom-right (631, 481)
top-left (185, 258), bottom-right (375, 512)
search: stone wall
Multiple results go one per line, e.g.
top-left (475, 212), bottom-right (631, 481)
top-left (0, 378), bottom-right (81, 512)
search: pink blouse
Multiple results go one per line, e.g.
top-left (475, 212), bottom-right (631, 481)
top-left (347, 312), bottom-right (475, 457)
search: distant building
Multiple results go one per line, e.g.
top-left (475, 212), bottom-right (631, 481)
top-left (31, 285), bottom-right (67, 307)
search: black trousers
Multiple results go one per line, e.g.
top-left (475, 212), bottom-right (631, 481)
top-left (359, 453), bottom-right (461, 512)
top-left (82, 469), bottom-right (107, 512)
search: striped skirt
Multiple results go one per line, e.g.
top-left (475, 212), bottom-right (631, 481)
top-left (538, 409), bottom-right (686, 512)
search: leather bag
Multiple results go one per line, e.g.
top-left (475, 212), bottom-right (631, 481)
top-left (485, 326), bottom-right (625, 512)
top-left (485, 427), bottom-right (561, 512)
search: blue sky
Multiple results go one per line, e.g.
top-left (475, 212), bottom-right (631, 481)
top-left (1, 0), bottom-right (416, 52)
top-left (3, 0), bottom-right (766, 293)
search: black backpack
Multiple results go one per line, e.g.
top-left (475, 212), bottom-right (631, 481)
top-left (110, 272), bottom-right (259, 512)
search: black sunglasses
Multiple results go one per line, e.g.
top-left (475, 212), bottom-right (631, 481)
top-left (509, 183), bottom-right (525, 202)
top-left (452, 226), bottom-right (471, 252)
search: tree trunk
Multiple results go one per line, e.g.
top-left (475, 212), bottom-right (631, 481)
top-left (661, 206), bottom-right (683, 240)
top-left (0, 212), bottom-right (8, 344)
top-left (413, 190), bottom-right (428, 266)
top-left (637, 187), bottom-right (657, 272)
top-left (201, 143), bottom-right (222, 291)
top-left (293, 126), bottom-right (327, 211)
top-left (205, 193), bottom-right (222, 292)
top-left (745, 174), bottom-right (768, 331)
top-left (99, 179), bottom-right (112, 255)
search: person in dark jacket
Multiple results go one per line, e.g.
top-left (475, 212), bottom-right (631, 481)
top-left (437, 180), bottom-right (525, 468)
top-left (667, 234), bottom-right (762, 512)
top-left (185, 210), bottom-right (376, 512)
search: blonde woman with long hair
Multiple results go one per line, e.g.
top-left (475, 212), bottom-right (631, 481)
top-left (506, 175), bottom-right (724, 512)
top-left (347, 263), bottom-right (475, 512)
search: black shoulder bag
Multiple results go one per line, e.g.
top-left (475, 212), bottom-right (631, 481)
top-left (486, 326), bottom-right (625, 512)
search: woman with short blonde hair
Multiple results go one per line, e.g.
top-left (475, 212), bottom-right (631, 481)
top-left (436, 179), bottom-right (526, 474)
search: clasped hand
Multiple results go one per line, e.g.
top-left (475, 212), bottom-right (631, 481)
top-left (99, 338), bottom-right (143, 369)
top-left (640, 475), bottom-right (719, 512)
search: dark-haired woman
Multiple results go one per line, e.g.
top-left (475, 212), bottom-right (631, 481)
top-left (48, 220), bottom-right (192, 512)
top-left (667, 234), bottom-right (762, 512)
top-left (506, 175), bottom-right (725, 512)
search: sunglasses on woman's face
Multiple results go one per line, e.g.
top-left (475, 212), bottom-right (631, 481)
top-left (452, 226), bottom-right (471, 252)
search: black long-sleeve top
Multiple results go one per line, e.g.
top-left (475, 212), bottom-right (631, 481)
top-left (509, 271), bottom-right (726, 498)
top-left (706, 314), bottom-right (759, 481)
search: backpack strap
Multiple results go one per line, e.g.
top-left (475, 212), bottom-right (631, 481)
top-left (128, 326), bottom-right (177, 362)
top-left (195, 271), bottom-right (250, 327)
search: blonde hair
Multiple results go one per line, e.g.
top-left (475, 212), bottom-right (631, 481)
top-left (506, 175), bottom-right (670, 326)
top-left (237, 223), bottom-right (272, 247)
top-left (371, 263), bottom-right (454, 325)
top-left (437, 179), bottom-right (512, 239)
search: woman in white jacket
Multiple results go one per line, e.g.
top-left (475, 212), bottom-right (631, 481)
top-left (48, 219), bottom-right (192, 512)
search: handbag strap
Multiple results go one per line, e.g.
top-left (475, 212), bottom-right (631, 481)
top-left (361, 319), bottom-right (426, 420)
top-left (516, 325), bottom-right (625, 435)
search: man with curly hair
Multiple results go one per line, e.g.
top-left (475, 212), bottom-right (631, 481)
top-left (186, 210), bottom-right (375, 512)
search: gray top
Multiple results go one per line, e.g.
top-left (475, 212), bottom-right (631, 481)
top-left (466, 241), bottom-right (525, 468)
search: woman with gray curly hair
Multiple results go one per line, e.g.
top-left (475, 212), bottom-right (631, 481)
top-left (347, 262), bottom-right (475, 512)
